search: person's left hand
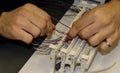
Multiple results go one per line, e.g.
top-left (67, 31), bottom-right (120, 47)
top-left (0, 3), bottom-right (55, 44)
top-left (68, 1), bottom-right (120, 54)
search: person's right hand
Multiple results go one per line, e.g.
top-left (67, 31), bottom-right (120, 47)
top-left (67, 1), bottom-right (120, 54)
top-left (0, 3), bottom-right (55, 44)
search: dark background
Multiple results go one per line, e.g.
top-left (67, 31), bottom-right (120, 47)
top-left (0, 0), bottom-right (73, 73)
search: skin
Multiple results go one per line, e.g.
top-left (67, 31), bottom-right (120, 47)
top-left (0, 3), bottom-right (55, 44)
top-left (68, 0), bottom-right (120, 54)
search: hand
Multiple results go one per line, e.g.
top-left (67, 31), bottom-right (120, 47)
top-left (68, 1), bottom-right (120, 54)
top-left (0, 3), bottom-right (55, 44)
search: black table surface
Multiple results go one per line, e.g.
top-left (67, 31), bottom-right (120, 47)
top-left (0, 1), bottom-right (73, 73)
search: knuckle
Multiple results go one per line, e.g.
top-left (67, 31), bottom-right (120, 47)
top-left (23, 3), bottom-right (33, 8)
top-left (110, 25), bottom-right (115, 32)
top-left (17, 7), bottom-right (27, 16)
top-left (10, 26), bottom-right (18, 39)
top-left (14, 17), bottom-right (21, 24)
top-left (22, 33), bottom-right (33, 44)
top-left (74, 25), bottom-right (80, 32)
top-left (26, 37), bottom-right (33, 44)
top-left (8, 25), bottom-right (34, 44)
top-left (40, 21), bottom-right (47, 29)
top-left (31, 28), bottom-right (40, 38)
top-left (101, 17), bottom-right (110, 25)
top-left (93, 9), bottom-right (101, 17)
top-left (68, 27), bottom-right (79, 38)
top-left (67, 32), bottom-right (75, 39)
top-left (73, 21), bottom-right (83, 31)
top-left (22, 35), bottom-right (33, 44)
top-left (33, 29), bottom-right (40, 38)
top-left (79, 31), bottom-right (87, 39)
top-left (72, 20), bottom-right (79, 27)
top-left (68, 33), bottom-right (74, 39)
top-left (93, 10), bottom-right (110, 25)
top-left (45, 14), bottom-right (51, 21)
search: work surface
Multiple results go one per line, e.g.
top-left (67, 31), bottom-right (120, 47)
top-left (19, 43), bottom-right (120, 73)
top-left (19, 5), bottom-right (120, 73)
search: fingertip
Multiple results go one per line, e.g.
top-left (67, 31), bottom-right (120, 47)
top-left (66, 35), bottom-right (73, 39)
top-left (67, 33), bottom-right (75, 39)
top-left (51, 23), bottom-right (56, 31)
top-left (52, 25), bottom-right (55, 30)
top-left (67, 27), bottom-right (78, 39)
top-left (98, 42), bottom-right (111, 55)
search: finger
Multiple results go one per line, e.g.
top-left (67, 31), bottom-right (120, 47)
top-left (35, 18), bottom-right (47, 36)
top-left (67, 23), bottom-right (79, 39)
top-left (10, 26), bottom-right (33, 44)
top-left (78, 21), bottom-right (105, 39)
top-left (46, 22), bottom-right (55, 36)
top-left (19, 9), bottom-right (48, 36)
top-left (78, 17), bottom-right (110, 39)
top-left (73, 10), bottom-right (95, 31)
top-left (99, 31), bottom-right (120, 54)
top-left (87, 24), bottom-right (115, 46)
top-left (40, 20), bottom-right (55, 36)
top-left (68, 11), bottom-right (95, 38)
top-left (16, 16), bottom-right (41, 38)
top-left (22, 8), bottom-right (48, 28)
